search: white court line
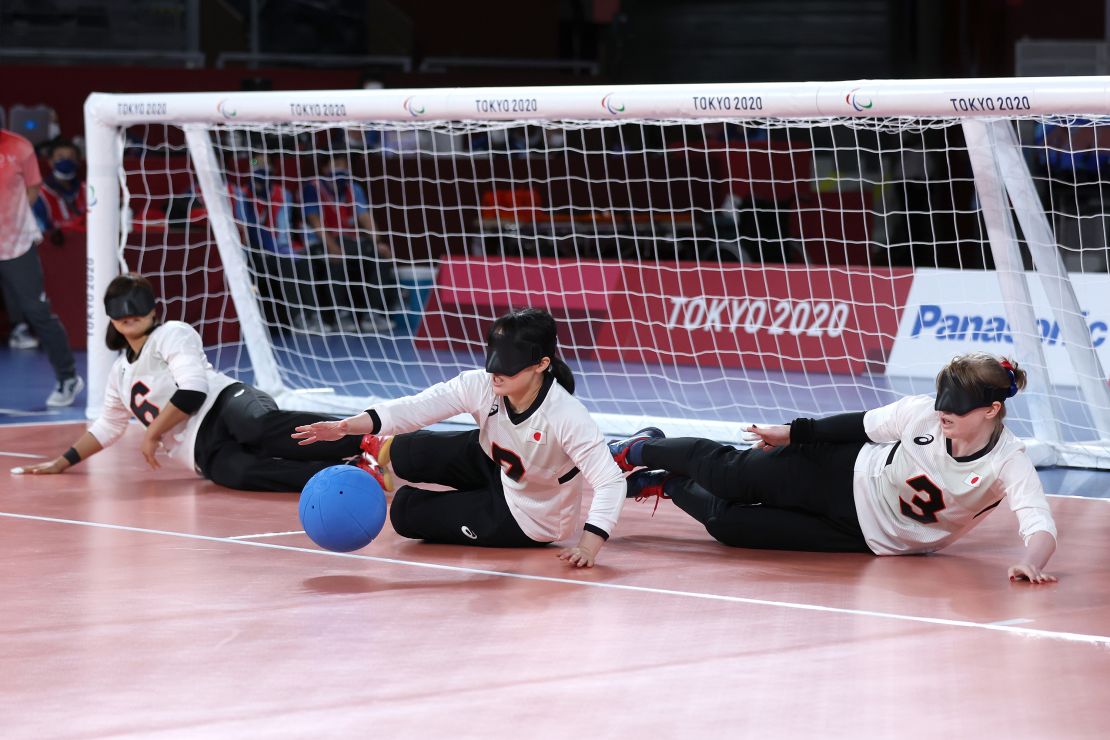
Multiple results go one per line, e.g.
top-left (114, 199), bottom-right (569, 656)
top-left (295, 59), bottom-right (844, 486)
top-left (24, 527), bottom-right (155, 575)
top-left (227, 530), bottom-right (306, 540)
top-left (0, 418), bottom-right (86, 428)
top-left (0, 451), bottom-right (47, 459)
top-left (0, 409), bottom-right (63, 418)
top-left (2, 510), bottom-right (1108, 648)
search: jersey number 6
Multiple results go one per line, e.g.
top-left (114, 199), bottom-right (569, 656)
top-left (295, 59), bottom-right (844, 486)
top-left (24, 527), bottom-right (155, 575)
top-left (130, 382), bottom-right (161, 427)
top-left (900, 475), bottom-right (947, 524)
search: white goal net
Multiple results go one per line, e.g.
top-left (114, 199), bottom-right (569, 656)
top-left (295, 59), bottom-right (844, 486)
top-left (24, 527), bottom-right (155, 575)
top-left (84, 80), bottom-right (1110, 467)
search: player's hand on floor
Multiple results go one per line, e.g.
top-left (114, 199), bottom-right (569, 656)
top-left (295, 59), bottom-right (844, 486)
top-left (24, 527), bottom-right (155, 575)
top-left (745, 423), bottom-right (790, 450)
top-left (557, 546), bottom-right (597, 568)
top-left (292, 420), bottom-right (350, 445)
top-left (141, 433), bottom-right (162, 470)
top-left (1008, 563), bottom-right (1057, 584)
top-left (10, 458), bottom-right (68, 475)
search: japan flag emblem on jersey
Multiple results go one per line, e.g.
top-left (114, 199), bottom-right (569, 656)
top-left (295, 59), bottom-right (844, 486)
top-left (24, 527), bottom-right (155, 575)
top-left (530, 428), bottom-right (545, 444)
top-left (964, 472), bottom-right (982, 487)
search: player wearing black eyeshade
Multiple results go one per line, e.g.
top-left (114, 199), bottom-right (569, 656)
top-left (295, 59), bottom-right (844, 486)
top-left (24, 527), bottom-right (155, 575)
top-left (294, 308), bottom-right (627, 567)
top-left (12, 273), bottom-right (373, 491)
top-left (608, 353), bottom-right (1057, 583)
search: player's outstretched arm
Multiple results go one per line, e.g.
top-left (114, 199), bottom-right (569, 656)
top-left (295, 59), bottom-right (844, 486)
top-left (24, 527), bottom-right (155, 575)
top-left (292, 412), bottom-right (375, 445)
top-left (11, 432), bottom-right (104, 475)
top-left (1008, 530), bottom-right (1057, 584)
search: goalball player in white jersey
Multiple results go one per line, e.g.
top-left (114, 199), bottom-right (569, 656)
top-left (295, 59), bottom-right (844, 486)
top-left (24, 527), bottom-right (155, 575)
top-left (608, 353), bottom-right (1057, 583)
top-left (13, 273), bottom-right (371, 490)
top-left (293, 308), bottom-right (627, 568)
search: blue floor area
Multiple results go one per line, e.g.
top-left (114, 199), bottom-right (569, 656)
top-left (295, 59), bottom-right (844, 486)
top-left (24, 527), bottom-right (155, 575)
top-left (3, 337), bottom-right (1108, 498)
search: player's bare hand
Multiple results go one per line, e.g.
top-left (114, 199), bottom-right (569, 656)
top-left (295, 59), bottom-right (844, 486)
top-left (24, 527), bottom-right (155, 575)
top-left (1008, 563), bottom-right (1057, 584)
top-left (140, 433), bottom-right (162, 470)
top-left (11, 458), bottom-right (68, 475)
top-left (744, 424), bottom-right (790, 451)
top-left (292, 419), bottom-right (350, 445)
top-left (557, 546), bottom-right (597, 568)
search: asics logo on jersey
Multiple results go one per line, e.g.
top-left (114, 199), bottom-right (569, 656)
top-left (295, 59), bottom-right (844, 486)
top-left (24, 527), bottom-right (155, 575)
top-left (914, 434), bottom-right (935, 445)
top-left (461, 526), bottom-right (478, 540)
top-left (488, 402), bottom-right (499, 417)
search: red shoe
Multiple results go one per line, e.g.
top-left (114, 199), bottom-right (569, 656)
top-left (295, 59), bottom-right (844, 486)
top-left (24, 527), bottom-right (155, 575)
top-left (355, 452), bottom-right (389, 492)
top-left (360, 433), bottom-right (386, 459)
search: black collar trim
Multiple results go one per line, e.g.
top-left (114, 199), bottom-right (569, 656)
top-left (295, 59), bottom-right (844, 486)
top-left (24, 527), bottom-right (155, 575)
top-left (506, 373), bottom-right (553, 425)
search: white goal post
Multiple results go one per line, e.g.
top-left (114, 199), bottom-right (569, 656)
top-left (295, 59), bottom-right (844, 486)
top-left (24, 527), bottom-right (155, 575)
top-left (83, 77), bottom-right (1110, 468)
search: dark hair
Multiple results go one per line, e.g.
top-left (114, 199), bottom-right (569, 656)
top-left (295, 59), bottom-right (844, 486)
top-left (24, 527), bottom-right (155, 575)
top-left (489, 308), bottom-right (575, 394)
top-left (50, 139), bottom-right (78, 158)
top-left (935, 352), bottom-right (1027, 423)
top-left (104, 273), bottom-right (160, 354)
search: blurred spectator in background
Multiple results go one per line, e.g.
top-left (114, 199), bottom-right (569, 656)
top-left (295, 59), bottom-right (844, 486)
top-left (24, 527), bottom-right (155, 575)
top-left (33, 140), bottom-right (87, 237)
top-left (303, 155), bottom-right (402, 332)
top-left (0, 129), bottom-right (83, 407)
top-left (229, 156), bottom-right (327, 334)
top-left (4, 285), bottom-right (36, 349)
top-left (1032, 119), bottom-right (1110, 271)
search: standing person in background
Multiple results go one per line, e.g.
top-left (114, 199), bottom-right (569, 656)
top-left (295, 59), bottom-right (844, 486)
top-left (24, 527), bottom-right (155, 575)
top-left (4, 284), bottom-right (37, 349)
top-left (0, 128), bottom-right (83, 407)
top-left (303, 155), bottom-right (402, 332)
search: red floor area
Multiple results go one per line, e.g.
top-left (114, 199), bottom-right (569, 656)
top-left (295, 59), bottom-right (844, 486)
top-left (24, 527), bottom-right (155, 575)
top-left (1, 423), bottom-right (1108, 738)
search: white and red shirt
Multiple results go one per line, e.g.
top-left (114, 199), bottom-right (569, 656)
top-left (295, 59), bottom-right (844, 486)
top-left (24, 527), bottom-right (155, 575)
top-left (374, 369), bottom-right (627, 542)
top-left (854, 394), bottom-right (1056, 555)
top-left (0, 131), bottom-right (43, 260)
top-left (88, 322), bottom-right (237, 469)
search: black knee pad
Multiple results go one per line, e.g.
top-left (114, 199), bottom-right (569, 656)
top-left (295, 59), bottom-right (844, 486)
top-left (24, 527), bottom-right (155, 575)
top-left (704, 514), bottom-right (747, 548)
top-left (389, 486), bottom-right (417, 539)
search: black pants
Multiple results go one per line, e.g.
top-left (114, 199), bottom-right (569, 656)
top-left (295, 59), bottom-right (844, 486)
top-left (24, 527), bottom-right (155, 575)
top-left (193, 383), bottom-right (362, 492)
top-left (388, 429), bottom-right (546, 547)
top-left (326, 237), bottom-right (404, 314)
top-left (0, 245), bottom-right (76, 380)
top-left (247, 250), bottom-right (319, 326)
top-left (641, 438), bottom-right (870, 553)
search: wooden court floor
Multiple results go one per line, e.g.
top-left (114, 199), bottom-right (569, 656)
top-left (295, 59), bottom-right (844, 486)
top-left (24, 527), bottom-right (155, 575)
top-left (1, 422), bottom-right (1107, 739)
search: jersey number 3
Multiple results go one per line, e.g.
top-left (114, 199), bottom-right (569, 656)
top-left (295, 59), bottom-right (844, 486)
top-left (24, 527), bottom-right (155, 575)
top-left (130, 382), bottom-right (160, 427)
top-left (900, 475), bottom-right (947, 524)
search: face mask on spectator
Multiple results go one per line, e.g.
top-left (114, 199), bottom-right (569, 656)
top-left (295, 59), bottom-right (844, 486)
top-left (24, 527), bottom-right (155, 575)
top-left (53, 158), bottom-right (78, 181)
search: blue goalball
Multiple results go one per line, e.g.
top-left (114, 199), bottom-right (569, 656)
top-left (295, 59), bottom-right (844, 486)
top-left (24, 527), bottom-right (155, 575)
top-left (299, 465), bottom-right (388, 552)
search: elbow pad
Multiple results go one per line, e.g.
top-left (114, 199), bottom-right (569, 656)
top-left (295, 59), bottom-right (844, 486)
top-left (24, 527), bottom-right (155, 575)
top-left (790, 412), bottom-right (869, 444)
top-left (170, 389), bottom-right (208, 415)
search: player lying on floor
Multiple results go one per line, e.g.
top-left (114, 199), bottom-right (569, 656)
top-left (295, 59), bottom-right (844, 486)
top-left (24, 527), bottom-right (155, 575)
top-left (293, 308), bottom-right (626, 568)
top-left (12, 273), bottom-right (374, 491)
top-left (608, 352), bottom-right (1057, 584)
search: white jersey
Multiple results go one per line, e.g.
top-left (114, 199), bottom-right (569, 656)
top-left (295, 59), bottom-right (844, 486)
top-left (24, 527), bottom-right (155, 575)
top-left (373, 369), bottom-right (626, 542)
top-left (853, 395), bottom-right (1056, 555)
top-left (88, 321), bottom-right (237, 469)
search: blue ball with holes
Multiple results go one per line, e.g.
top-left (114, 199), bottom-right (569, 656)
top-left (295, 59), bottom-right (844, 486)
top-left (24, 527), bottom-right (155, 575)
top-left (299, 465), bottom-right (387, 552)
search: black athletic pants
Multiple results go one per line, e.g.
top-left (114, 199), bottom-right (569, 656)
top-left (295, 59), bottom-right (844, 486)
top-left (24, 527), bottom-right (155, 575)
top-left (388, 429), bottom-right (547, 548)
top-left (193, 383), bottom-right (362, 492)
top-left (0, 244), bottom-right (77, 381)
top-left (640, 438), bottom-right (870, 553)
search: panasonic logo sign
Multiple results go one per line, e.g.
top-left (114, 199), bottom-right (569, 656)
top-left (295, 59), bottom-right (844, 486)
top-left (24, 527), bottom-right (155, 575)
top-left (910, 304), bottom-right (1108, 347)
